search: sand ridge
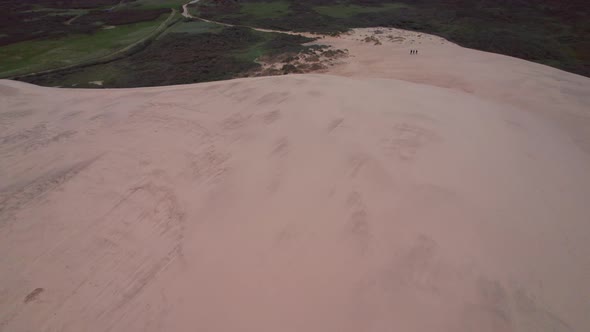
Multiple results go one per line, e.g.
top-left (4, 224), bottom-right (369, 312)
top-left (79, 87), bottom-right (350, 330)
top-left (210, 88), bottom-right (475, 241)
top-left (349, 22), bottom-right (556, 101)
top-left (1, 27), bottom-right (590, 332)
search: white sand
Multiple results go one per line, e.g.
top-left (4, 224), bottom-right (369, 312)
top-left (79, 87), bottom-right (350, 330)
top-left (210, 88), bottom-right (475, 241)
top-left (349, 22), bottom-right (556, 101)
top-left (1, 28), bottom-right (589, 332)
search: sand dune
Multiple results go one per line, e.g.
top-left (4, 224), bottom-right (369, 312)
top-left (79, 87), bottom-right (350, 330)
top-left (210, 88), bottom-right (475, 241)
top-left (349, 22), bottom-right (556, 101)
top-left (1, 28), bottom-right (589, 332)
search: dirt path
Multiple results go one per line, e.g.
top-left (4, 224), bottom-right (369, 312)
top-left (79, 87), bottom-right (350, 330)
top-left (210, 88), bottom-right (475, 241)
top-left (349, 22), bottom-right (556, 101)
top-left (64, 13), bottom-right (82, 25)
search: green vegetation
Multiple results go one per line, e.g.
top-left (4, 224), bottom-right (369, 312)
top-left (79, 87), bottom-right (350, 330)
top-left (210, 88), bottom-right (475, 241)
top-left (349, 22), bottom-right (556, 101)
top-left (0, 0), bottom-right (188, 77)
top-left (45, 9), bottom-right (89, 17)
top-left (313, 3), bottom-right (409, 19)
top-left (4, 0), bottom-right (588, 86)
top-left (193, 0), bottom-right (589, 77)
top-left (233, 32), bottom-right (275, 62)
top-left (163, 20), bottom-right (223, 35)
top-left (125, 0), bottom-right (188, 10)
top-left (233, 30), bottom-right (311, 62)
top-left (19, 24), bottom-right (316, 88)
top-left (0, 14), bottom-right (168, 77)
top-left (240, 1), bottom-right (291, 19)
top-left (4, 0), bottom-right (318, 87)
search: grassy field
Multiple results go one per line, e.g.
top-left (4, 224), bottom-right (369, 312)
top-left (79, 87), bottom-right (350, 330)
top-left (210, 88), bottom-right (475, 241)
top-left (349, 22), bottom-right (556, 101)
top-left (233, 31), bottom-right (275, 62)
top-left (0, 14), bottom-right (169, 77)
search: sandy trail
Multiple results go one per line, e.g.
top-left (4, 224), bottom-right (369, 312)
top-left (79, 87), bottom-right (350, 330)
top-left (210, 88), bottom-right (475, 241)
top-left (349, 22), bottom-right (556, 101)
top-left (181, 0), bottom-right (201, 19)
top-left (1, 25), bottom-right (590, 332)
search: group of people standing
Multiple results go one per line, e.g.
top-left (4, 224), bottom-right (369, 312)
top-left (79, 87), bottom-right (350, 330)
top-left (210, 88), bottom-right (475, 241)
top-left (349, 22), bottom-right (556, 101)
top-left (410, 49), bottom-right (419, 55)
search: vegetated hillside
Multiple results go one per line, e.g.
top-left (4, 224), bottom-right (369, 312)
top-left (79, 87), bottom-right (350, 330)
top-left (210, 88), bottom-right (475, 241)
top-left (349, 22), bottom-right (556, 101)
top-left (193, 0), bottom-right (590, 76)
top-left (1, 0), bottom-right (319, 86)
top-left (16, 24), bottom-right (318, 88)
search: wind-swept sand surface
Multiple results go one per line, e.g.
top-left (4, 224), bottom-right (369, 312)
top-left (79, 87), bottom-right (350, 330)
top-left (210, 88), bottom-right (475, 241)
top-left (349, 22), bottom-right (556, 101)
top-left (1, 28), bottom-right (590, 332)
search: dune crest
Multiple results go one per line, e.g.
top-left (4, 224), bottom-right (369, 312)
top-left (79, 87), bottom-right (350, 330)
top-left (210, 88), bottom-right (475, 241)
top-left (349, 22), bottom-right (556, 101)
top-left (1, 28), bottom-right (589, 332)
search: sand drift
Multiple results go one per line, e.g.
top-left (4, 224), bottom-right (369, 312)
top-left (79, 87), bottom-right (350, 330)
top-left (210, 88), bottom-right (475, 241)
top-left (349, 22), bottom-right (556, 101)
top-left (1, 28), bottom-right (589, 332)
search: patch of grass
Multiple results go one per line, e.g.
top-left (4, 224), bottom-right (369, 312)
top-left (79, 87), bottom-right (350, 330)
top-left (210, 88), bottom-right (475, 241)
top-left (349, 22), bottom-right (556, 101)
top-left (37, 61), bottom-right (125, 88)
top-left (74, 8), bottom-right (169, 26)
top-left (261, 32), bottom-right (316, 56)
top-left (164, 20), bottom-right (223, 35)
top-left (24, 0), bottom-right (121, 10)
top-left (232, 30), bottom-right (274, 62)
top-left (232, 30), bottom-right (315, 62)
top-left (45, 9), bottom-right (89, 16)
top-left (127, 0), bottom-right (189, 10)
top-left (313, 3), bottom-right (409, 19)
top-left (233, 44), bottom-right (267, 62)
top-left (240, 1), bottom-right (291, 19)
top-left (0, 14), bottom-right (167, 77)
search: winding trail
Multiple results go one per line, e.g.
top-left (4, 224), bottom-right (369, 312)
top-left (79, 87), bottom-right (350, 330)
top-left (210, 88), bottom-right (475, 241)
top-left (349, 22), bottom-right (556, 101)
top-left (64, 13), bottom-right (82, 25)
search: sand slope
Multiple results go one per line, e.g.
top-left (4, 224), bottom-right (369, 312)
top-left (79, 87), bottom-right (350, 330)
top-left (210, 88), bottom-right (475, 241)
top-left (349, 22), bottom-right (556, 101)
top-left (1, 29), bottom-right (590, 332)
